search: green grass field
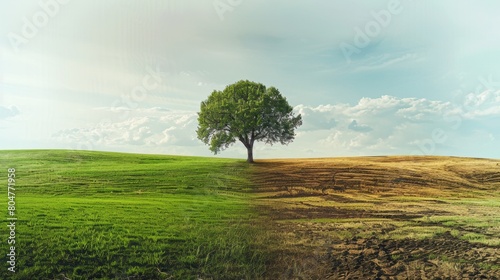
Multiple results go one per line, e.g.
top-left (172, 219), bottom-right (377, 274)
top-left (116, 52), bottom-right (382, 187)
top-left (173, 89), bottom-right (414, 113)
top-left (0, 150), bottom-right (267, 280)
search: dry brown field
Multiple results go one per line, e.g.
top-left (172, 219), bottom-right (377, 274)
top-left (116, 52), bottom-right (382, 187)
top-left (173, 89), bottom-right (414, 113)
top-left (251, 156), bottom-right (500, 279)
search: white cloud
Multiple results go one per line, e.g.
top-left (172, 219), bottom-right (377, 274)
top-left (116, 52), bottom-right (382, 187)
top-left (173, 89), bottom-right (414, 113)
top-left (462, 90), bottom-right (500, 118)
top-left (353, 53), bottom-right (420, 72)
top-left (53, 108), bottom-right (199, 151)
top-left (348, 120), bottom-right (372, 132)
top-left (292, 94), bottom-right (500, 157)
top-left (0, 105), bottom-right (20, 119)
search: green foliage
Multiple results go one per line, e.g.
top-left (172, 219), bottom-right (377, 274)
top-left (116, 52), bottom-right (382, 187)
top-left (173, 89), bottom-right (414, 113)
top-left (196, 80), bottom-right (302, 162)
top-left (0, 150), bottom-right (267, 280)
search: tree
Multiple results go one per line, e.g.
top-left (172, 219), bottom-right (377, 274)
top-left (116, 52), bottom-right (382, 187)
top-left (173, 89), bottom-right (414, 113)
top-left (196, 80), bottom-right (302, 163)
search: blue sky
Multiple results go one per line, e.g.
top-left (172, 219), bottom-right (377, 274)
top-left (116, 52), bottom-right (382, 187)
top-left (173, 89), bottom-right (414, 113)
top-left (1, 0), bottom-right (500, 159)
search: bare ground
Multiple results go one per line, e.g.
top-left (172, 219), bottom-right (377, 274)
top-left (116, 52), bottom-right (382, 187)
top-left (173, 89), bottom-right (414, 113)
top-left (251, 156), bottom-right (500, 279)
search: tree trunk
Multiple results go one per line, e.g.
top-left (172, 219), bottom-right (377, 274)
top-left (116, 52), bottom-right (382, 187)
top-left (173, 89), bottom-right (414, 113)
top-left (246, 146), bottom-right (254, 163)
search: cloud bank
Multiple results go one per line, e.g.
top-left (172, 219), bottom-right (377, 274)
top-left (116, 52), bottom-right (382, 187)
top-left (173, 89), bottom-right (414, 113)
top-left (51, 91), bottom-right (500, 158)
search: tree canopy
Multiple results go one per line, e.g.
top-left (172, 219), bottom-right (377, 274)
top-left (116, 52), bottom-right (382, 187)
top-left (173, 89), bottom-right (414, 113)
top-left (196, 80), bottom-right (302, 163)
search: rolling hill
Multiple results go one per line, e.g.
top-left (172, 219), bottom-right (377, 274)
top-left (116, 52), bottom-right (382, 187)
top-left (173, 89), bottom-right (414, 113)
top-left (1, 151), bottom-right (499, 279)
top-left (0, 150), bottom-right (266, 280)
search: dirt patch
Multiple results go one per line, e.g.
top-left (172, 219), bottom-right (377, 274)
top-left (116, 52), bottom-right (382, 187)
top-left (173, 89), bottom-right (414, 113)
top-left (323, 232), bottom-right (499, 279)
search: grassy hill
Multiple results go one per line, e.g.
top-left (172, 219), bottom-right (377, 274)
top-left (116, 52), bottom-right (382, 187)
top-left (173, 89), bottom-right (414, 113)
top-left (1, 151), bottom-right (499, 279)
top-left (0, 150), bottom-right (267, 280)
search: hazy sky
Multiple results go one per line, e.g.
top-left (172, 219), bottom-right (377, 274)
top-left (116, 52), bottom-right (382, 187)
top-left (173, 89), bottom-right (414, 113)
top-left (1, 0), bottom-right (500, 159)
